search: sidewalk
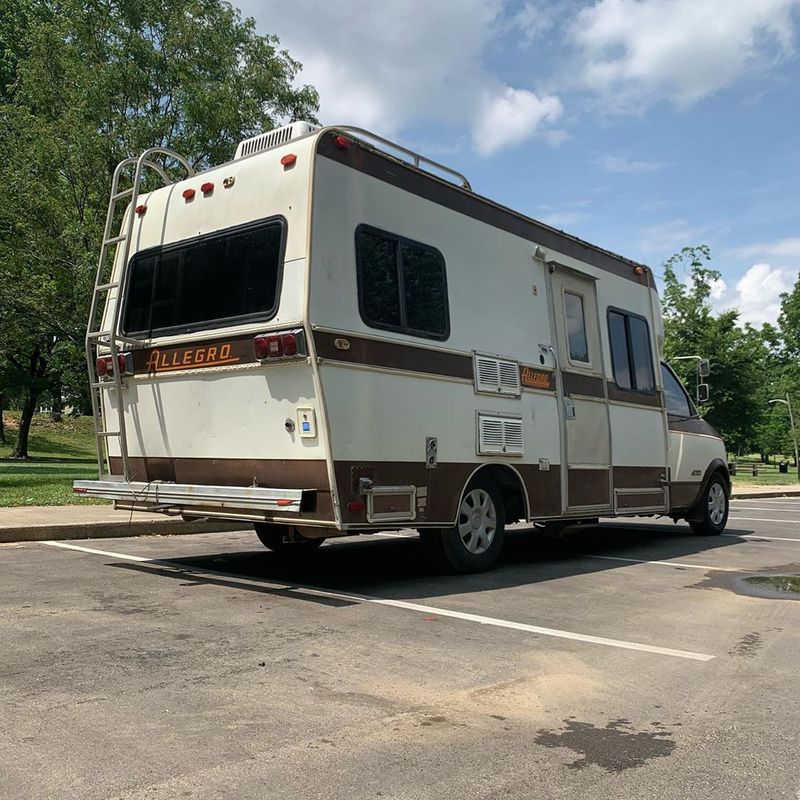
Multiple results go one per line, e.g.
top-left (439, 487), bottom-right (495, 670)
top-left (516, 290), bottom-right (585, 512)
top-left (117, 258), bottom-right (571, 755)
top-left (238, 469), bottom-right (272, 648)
top-left (731, 484), bottom-right (800, 499)
top-left (0, 505), bottom-right (238, 544)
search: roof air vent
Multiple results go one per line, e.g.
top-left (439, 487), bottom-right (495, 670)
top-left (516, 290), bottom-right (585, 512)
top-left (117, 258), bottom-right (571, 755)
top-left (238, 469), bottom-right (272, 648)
top-left (234, 121), bottom-right (319, 160)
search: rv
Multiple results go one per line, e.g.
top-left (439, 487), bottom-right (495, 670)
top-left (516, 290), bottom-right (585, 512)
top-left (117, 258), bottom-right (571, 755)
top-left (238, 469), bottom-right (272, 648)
top-left (75, 123), bottom-right (730, 572)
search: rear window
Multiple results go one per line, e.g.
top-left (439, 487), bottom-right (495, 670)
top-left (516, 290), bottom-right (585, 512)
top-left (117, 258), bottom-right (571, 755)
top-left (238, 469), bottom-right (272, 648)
top-left (122, 217), bottom-right (285, 337)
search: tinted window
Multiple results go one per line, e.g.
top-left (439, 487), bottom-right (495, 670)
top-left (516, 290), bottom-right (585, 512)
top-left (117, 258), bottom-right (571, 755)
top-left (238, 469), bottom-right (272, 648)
top-left (608, 311), bottom-right (631, 389)
top-left (564, 292), bottom-right (589, 363)
top-left (661, 363), bottom-right (692, 417)
top-left (122, 219), bottom-right (284, 337)
top-left (356, 227), bottom-right (449, 339)
top-left (607, 309), bottom-right (656, 393)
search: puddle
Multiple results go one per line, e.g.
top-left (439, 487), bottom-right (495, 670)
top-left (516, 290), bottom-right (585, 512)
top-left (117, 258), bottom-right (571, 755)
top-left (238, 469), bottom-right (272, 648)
top-left (534, 718), bottom-right (675, 772)
top-left (745, 575), bottom-right (800, 595)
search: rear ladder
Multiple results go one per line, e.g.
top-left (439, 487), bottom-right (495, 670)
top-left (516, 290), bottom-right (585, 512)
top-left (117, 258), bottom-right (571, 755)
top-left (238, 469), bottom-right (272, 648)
top-left (86, 148), bottom-right (194, 481)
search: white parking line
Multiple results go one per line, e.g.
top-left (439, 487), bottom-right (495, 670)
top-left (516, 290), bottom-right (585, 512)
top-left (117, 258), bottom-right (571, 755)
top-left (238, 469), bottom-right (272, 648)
top-left (42, 540), bottom-right (714, 662)
top-left (730, 506), bottom-right (800, 513)
top-left (728, 517), bottom-right (800, 525)
top-left (584, 554), bottom-right (741, 572)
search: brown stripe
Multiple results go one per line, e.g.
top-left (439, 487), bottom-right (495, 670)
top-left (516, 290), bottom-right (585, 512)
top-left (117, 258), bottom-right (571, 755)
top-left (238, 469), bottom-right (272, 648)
top-left (616, 491), bottom-right (665, 510)
top-left (561, 371), bottom-right (605, 398)
top-left (607, 382), bottom-right (663, 408)
top-left (613, 466), bottom-right (665, 489)
top-left (568, 469), bottom-right (610, 507)
top-left (314, 330), bottom-right (473, 380)
top-left (334, 460), bottom-right (563, 525)
top-left (317, 133), bottom-right (651, 286)
top-left (668, 416), bottom-right (720, 436)
top-left (109, 457), bottom-right (333, 520)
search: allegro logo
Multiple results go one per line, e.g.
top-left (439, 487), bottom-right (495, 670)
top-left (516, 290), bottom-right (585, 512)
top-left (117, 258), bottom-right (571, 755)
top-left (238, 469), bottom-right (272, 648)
top-left (145, 343), bottom-right (240, 373)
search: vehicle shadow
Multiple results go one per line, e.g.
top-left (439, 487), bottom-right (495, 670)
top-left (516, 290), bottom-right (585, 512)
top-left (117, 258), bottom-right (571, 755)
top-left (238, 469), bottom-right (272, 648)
top-left (110, 520), bottom-right (758, 604)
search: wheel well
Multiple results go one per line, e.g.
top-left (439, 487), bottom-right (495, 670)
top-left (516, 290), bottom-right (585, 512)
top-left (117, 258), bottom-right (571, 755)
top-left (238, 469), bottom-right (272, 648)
top-left (470, 464), bottom-right (528, 523)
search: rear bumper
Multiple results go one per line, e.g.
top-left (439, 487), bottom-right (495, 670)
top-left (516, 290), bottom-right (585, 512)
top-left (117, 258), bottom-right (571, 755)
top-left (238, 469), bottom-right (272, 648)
top-left (73, 479), bottom-right (310, 514)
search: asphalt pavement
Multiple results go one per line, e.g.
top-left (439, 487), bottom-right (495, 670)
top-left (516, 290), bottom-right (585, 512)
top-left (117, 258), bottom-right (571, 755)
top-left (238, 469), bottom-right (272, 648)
top-left (1, 498), bottom-right (799, 799)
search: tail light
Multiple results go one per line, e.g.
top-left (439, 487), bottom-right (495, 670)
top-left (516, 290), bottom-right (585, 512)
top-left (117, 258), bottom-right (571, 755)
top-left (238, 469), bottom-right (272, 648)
top-left (96, 352), bottom-right (134, 378)
top-left (254, 329), bottom-right (307, 361)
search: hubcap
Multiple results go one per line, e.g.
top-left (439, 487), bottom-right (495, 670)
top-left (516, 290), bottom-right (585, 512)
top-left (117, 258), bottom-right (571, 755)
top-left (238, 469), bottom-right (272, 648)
top-left (707, 482), bottom-right (726, 526)
top-left (458, 488), bottom-right (497, 555)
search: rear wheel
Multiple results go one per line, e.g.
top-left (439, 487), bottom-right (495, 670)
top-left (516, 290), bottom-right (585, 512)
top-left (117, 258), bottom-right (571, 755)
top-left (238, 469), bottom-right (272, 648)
top-left (254, 523), bottom-right (325, 554)
top-left (688, 474), bottom-right (729, 536)
top-left (424, 475), bottom-right (506, 573)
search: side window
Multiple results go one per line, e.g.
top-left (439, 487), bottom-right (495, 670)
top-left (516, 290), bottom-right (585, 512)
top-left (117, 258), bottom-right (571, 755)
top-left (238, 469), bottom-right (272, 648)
top-left (356, 227), bottom-right (449, 340)
top-left (607, 309), bottom-right (656, 393)
top-left (564, 291), bottom-right (590, 364)
top-left (661, 363), bottom-right (693, 417)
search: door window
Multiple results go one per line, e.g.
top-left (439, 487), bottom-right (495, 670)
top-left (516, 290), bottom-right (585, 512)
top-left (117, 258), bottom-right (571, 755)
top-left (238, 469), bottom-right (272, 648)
top-left (564, 291), bottom-right (590, 364)
top-left (661, 363), bottom-right (694, 418)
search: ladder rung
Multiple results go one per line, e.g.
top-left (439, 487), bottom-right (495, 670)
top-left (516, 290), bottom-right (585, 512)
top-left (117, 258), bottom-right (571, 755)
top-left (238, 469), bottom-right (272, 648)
top-left (104, 233), bottom-right (127, 245)
top-left (88, 330), bottom-right (113, 340)
top-left (112, 188), bottom-right (134, 200)
top-left (96, 281), bottom-right (120, 291)
top-left (98, 431), bottom-right (121, 438)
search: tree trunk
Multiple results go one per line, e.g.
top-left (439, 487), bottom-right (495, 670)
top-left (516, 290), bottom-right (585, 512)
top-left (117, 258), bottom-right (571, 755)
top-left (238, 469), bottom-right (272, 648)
top-left (50, 383), bottom-right (64, 423)
top-left (0, 395), bottom-right (6, 444)
top-left (11, 390), bottom-right (39, 459)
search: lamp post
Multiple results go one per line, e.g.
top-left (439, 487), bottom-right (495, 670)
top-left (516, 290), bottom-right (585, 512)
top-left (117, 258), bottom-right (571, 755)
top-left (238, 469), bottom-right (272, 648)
top-left (769, 394), bottom-right (800, 480)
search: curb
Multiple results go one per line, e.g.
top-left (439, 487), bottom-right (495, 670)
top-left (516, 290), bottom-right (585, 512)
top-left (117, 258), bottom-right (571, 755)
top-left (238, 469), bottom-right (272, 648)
top-left (731, 490), bottom-right (800, 499)
top-left (0, 518), bottom-right (241, 544)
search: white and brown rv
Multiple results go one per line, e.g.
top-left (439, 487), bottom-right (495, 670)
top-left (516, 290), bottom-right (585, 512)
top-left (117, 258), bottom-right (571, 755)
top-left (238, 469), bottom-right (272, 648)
top-left (75, 123), bottom-right (730, 572)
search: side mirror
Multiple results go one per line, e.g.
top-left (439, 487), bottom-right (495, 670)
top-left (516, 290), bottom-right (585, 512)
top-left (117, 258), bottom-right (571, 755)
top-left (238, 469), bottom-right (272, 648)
top-left (697, 383), bottom-right (710, 403)
top-left (698, 359), bottom-right (710, 377)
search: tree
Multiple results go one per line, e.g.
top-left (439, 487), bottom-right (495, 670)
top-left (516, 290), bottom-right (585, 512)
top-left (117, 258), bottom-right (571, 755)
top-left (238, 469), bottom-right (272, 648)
top-left (661, 246), bottom-right (768, 455)
top-left (0, 0), bottom-right (318, 457)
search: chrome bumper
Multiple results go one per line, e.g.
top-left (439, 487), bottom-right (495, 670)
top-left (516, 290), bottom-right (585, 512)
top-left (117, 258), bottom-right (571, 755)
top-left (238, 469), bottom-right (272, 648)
top-left (73, 479), bottom-right (307, 513)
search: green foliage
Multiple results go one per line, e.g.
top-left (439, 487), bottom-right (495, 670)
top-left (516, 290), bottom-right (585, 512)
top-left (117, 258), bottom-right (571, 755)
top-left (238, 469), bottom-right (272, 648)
top-left (661, 246), bottom-right (770, 455)
top-left (0, 0), bottom-right (318, 456)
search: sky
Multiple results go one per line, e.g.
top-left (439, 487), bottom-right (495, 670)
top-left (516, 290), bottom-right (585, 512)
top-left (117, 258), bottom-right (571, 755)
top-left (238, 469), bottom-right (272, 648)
top-left (238, 0), bottom-right (800, 326)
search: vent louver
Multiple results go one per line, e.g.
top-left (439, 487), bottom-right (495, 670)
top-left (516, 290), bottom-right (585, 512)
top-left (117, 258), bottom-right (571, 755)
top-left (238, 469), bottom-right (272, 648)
top-left (234, 121), bottom-right (319, 160)
top-left (477, 413), bottom-right (524, 456)
top-left (473, 353), bottom-right (521, 397)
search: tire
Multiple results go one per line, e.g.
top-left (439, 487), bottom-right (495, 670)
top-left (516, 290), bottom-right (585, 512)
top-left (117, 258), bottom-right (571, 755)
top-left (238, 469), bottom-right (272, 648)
top-left (425, 475), bottom-right (506, 573)
top-left (253, 523), bottom-right (325, 554)
top-left (688, 474), bottom-right (729, 536)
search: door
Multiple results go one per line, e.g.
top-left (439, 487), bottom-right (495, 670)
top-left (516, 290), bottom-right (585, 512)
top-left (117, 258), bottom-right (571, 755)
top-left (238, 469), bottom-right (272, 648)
top-left (547, 264), bottom-right (612, 513)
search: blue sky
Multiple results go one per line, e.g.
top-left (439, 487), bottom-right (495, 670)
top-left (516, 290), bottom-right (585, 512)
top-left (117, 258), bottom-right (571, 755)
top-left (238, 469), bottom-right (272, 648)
top-left (240, 0), bottom-right (800, 325)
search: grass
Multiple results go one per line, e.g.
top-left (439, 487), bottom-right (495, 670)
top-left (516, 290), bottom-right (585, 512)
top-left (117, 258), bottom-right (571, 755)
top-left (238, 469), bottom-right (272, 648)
top-left (729, 454), bottom-right (800, 487)
top-left (0, 412), bottom-right (105, 507)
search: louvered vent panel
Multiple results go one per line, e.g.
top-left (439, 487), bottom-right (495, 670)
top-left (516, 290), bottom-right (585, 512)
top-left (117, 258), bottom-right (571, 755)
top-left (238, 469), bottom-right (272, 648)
top-left (474, 353), bottom-right (521, 397)
top-left (235, 122), bottom-right (319, 159)
top-left (477, 414), bottom-right (524, 456)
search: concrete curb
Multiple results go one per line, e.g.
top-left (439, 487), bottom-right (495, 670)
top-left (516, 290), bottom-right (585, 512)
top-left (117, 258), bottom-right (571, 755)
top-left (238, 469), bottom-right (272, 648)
top-left (732, 489), bottom-right (800, 499)
top-left (0, 519), bottom-right (241, 544)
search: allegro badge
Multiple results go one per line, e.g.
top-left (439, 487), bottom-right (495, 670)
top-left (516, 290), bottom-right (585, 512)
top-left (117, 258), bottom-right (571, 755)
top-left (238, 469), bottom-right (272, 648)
top-left (145, 343), bottom-right (240, 373)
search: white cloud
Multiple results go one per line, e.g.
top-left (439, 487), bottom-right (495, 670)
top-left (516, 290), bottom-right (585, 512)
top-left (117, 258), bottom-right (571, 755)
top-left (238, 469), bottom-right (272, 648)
top-left (595, 153), bottom-right (665, 173)
top-left (728, 237), bottom-right (800, 260)
top-left (473, 88), bottom-right (563, 156)
top-left (513, 1), bottom-right (560, 44)
top-left (709, 277), bottom-right (728, 301)
top-left (240, 0), bottom-right (563, 156)
top-left (638, 218), bottom-right (712, 255)
top-left (724, 262), bottom-right (796, 324)
top-left (571, 0), bottom-right (800, 109)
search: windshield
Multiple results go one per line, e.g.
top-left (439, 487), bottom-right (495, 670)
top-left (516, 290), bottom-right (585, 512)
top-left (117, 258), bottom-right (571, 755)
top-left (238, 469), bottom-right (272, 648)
top-left (121, 217), bottom-right (285, 338)
top-left (660, 362), bottom-right (697, 418)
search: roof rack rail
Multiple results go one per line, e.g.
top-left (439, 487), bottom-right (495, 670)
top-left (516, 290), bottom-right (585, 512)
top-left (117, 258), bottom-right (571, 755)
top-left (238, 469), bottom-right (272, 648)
top-left (325, 125), bottom-right (471, 191)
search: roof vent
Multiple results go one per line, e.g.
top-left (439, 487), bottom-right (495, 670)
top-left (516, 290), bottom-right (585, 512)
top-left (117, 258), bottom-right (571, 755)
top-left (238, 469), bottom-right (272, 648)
top-left (234, 121), bottom-right (319, 160)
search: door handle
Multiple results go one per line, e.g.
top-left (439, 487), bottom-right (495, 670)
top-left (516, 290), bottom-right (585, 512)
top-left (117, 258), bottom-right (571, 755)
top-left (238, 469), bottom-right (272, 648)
top-left (564, 398), bottom-right (576, 419)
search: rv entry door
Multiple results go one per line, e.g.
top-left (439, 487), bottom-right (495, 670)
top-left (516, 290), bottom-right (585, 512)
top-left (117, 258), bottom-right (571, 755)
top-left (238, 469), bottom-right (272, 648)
top-left (547, 264), bottom-right (612, 514)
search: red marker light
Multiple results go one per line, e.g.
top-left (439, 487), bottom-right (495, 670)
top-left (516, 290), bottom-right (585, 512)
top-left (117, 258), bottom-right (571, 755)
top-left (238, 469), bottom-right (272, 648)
top-left (347, 500), bottom-right (365, 513)
top-left (334, 135), bottom-right (352, 150)
top-left (253, 335), bottom-right (269, 360)
top-left (135, 204), bottom-right (147, 215)
top-left (281, 332), bottom-right (298, 357)
top-left (280, 153), bottom-right (297, 167)
top-left (73, 487), bottom-right (88, 494)
top-left (276, 499), bottom-right (293, 507)
top-left (200, 182), bottom-right (214, 194)
top-left (182, 188), bottom-right (196, 200)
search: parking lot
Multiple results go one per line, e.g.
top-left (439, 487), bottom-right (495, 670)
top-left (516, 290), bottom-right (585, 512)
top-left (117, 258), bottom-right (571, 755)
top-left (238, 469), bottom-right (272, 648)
top-left (2, 497), bottom-right (799, 800)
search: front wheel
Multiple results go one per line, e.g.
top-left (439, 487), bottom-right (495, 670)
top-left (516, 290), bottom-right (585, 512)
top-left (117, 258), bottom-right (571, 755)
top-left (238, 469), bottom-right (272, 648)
top-left (423, 475), bottom-right (506, 573)
top-left (254, 523), bottom-right (325, 554)
top-left (688, 474), bottom-right (729, 536)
